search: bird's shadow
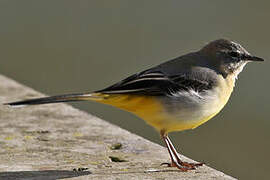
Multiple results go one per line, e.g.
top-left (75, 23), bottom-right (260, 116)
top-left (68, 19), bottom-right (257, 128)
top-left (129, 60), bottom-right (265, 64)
top-left (0, 166), bottom-right (183, 180)
top-left (0, 170), bottom-right (92, 180)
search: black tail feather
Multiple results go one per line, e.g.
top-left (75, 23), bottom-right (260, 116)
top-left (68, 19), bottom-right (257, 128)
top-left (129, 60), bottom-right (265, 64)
top-left (4, 93), bottom-right (90, 106)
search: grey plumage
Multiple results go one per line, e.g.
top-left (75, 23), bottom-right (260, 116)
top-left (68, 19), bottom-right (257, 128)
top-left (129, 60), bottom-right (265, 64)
top-left (98, 39), bottom-right (263, 97)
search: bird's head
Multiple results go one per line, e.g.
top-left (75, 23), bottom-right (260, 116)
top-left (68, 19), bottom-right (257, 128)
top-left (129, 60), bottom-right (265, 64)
top-left (200, 39), bottom-right (264, 78)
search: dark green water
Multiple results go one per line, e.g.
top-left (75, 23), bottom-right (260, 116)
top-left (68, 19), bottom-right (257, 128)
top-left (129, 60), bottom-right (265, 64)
top-left (0, 1), bottom-right (269, 179)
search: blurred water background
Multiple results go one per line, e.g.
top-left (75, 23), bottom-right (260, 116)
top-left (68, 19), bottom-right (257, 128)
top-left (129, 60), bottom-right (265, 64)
top-left (0, 1), bottom-right (269, 179)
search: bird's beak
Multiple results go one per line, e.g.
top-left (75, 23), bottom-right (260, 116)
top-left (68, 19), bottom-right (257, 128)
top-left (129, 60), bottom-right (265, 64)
top-left (246, 55), bottom-right (264, 62)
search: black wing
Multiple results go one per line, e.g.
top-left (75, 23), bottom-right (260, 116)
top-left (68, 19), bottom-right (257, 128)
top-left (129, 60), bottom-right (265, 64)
top-left (96, 69), bottom-right (214, 96)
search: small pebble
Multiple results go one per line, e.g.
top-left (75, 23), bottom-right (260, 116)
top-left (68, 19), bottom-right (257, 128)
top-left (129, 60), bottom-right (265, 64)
top-left (109, 156), bottom-right (128, 162)
top-left (73, 167), bottom-right (89, 172)
top-left (110, 143), bottom-right (123, 150)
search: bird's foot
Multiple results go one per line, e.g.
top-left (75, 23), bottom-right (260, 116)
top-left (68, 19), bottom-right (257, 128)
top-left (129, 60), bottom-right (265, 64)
top-left (161, 161), bottom-right (203, 171)
top-left (179, 161), bottom-right (204, 168)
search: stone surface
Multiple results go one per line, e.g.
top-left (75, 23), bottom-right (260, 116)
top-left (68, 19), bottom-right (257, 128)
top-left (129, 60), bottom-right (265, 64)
top-left (0, 75), bottom-right (236, 180)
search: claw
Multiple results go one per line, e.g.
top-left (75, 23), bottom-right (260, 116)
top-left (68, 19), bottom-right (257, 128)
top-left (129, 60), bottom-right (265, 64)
top-left (160, 162), bottom-right (196, 171)
top-left (160, 162), bottom-right (171, 167)
top-left (179, 161), bottom-right (204, 169)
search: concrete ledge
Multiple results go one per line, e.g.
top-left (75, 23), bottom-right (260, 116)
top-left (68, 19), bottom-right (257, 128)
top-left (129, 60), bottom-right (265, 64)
top-left (0, 75), bottom-right (235, 180)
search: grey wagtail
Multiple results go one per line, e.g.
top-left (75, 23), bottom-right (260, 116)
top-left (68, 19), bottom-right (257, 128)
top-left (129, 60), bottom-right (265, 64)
top-left (5, 39), bottom-right (264, 171)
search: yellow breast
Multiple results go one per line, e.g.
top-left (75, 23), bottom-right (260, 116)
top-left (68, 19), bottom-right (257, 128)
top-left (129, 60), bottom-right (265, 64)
top-left (185, 74), bottom-right (235, 131)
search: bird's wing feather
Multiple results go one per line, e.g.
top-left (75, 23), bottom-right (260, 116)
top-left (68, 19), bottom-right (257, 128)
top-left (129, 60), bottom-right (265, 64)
top-left (96, 68), bottom-right (214, 96)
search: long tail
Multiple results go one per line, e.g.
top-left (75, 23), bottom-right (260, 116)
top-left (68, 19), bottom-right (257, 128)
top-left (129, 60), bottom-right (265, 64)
top-left (4, 92), bottom-right (106, 106)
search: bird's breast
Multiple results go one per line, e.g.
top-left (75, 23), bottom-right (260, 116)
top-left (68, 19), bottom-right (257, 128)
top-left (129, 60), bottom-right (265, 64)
top-left (156, 75), bottom-right (235, 132)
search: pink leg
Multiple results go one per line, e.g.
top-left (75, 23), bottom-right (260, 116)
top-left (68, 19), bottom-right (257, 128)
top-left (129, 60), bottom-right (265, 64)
top-left (160, 131), bottom-right (203, 171)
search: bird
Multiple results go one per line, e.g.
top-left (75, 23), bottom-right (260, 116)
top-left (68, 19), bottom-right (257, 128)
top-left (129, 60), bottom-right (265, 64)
top-left (5, 39), bottom-right (264, 171)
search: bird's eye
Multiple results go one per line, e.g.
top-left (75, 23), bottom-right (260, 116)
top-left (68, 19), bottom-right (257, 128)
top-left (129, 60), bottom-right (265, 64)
top-left (228, 51), bottom-right (240, 58)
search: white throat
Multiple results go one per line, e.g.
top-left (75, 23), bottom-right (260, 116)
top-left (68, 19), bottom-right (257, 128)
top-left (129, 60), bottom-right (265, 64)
top-left (233, 62), bottom-right (248, 79)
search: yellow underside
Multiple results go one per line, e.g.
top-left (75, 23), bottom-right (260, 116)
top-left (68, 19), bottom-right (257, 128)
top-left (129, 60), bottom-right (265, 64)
top-left (84, 74), bottom-right (235, 133)
top-left (87, 93), bottom-right (218, 133)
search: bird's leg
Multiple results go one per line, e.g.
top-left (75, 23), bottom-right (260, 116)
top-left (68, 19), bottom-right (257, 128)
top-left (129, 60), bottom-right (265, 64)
top-left (161, 133), bottom-right (190, 171)
top-left (160, 131), bottom-right (203, 170)
top-left (166, 135), bottom-right (203, 168)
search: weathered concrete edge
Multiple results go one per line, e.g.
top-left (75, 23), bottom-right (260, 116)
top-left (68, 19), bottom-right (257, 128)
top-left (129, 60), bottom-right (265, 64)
top-left (0, 75), bottom-right (236, 180)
